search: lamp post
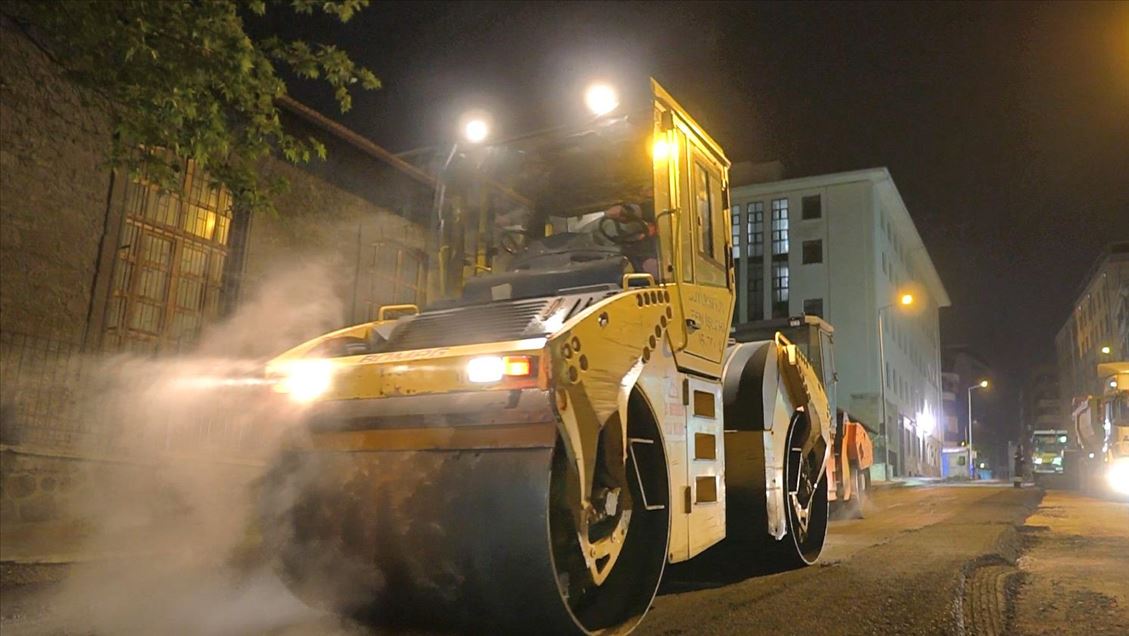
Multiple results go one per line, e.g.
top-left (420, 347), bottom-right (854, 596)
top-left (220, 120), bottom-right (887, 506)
top-left (967, 379), bottom-right (988, 479)
top-left (877, 292), bottom-right (914, 480)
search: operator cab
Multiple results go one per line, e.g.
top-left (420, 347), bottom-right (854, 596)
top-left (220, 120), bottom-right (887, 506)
top-left (733, 314), bottom-right (838, 413)
top-left (418, 92), bottom-right (662, 308)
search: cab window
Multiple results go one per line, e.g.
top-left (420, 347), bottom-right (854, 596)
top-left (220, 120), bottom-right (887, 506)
top-left (691, 153), bottom-right (727, 287)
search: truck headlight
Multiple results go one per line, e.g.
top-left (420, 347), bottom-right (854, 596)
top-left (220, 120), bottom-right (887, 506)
top-left (272, 359), bottom-right (334, 403)
top-left (1033, 457), bottom-right (1043, 464)
top-left (466, 355), bottom-right (532, 383)
top-left (1051, 456), bottom-right (1062, 466)
top-left (1107, 458), bottom-right (1129, 496)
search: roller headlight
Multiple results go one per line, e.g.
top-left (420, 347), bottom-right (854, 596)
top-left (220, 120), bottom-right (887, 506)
top-left (1106, 458), bottom-right (1129, 496)
top-left (271, 359), bottom-right (334, 403)
top-left (466, 355), bottom-right (532, 384)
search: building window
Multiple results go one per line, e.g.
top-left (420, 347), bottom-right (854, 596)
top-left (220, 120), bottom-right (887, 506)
top-left (731, 206), bottom-right (741, 257)
top-left (772, 262), bottom-right (789, 317)
top-left (104, 160), bottom-right (233, 352)
top-left (803, 298), bottom-right (823, 317)
top-left (749, 272), bottom-right (764, 320)
top-left (802, 239), bottom-right (823, 264)
top-left (747, 202), bottom-right (764, 258)
top-left (771, 198), bottom-right (789, 255)
top-left (802, 194), bottom-right (822, 220)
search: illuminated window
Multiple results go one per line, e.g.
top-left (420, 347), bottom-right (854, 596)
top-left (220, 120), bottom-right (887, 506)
top-left (104, 160), bottom-right (233, 352)
top-left (747, 202), bottom-right (764, 258)
top-left (802, 239), bottom-right (823, 264)
top-left (771, 198), bottom-right (789, 255)
top-left (731, 206), bottom-right (741, 258)
top-left (801, 194), bottom-right (822, 220)
top-left (772, 262), bottom-right (789, 317)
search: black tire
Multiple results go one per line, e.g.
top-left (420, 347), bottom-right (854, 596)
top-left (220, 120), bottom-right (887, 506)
top-left (777, 414), bottom-right (829, 567)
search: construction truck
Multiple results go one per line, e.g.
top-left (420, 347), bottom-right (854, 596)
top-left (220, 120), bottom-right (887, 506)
top-left (1067, 362), bottom-right (1129, 498)
top-left (1030, 429), bottom-right (1068, 478)
top-left (258, 79), bottom-right (834, 634)
top-left (734, 315), bottom-right (874, 518)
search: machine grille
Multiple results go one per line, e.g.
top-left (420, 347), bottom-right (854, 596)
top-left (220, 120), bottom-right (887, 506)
top-left (381, 298), bottom-right (553, 352)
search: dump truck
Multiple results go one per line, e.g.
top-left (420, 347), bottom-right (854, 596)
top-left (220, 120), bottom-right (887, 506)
top-left (1067, 361), bottom-right (1129, 498)
top-left (734, 315), bottom-right (874, 517)
top-left (258, 79), bottom-right (834, 634)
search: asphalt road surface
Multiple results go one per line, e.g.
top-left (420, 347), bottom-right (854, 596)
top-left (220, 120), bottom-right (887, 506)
top-left (3, 483), bottom-right (1126, 635)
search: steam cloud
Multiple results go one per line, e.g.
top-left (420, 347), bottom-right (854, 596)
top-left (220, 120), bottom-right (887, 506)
top-left (38, 261), bottom-right (364, 635)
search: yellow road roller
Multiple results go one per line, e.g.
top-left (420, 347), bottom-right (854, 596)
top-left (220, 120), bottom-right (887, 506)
top-left (259, 79), bottom-right (832, 634)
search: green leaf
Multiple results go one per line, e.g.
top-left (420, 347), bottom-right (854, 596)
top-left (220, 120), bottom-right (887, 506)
top-left (5, 0), bottom-right (381, 215)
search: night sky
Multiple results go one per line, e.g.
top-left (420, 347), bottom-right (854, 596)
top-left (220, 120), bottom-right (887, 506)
top-left (268, 1), bottom-right (1129, 444)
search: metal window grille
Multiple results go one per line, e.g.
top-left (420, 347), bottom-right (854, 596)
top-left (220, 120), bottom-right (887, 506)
top-left (748, 272), bottom-right (764, 320)
top-left (747, 202), bottom-right (764, 258)
top-left (773, 262), bottom-right (789, 303)
top-left (771, 198), bottom-right (789, 255)
top-left (731, 206), bottom-right (741, 258)
top-left (103, 161), bottom-right (233, 353)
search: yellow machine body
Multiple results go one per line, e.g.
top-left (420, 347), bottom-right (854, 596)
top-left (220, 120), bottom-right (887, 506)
top-left (260, 80), bottom-right (833, 634)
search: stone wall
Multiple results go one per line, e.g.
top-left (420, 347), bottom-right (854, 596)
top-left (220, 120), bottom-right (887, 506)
top-left (243, 157), bottom-right (429, 330)
top-left (0, 20), bottom-right (113, 345)
top-left (0, 24), bottom-right (431, 532)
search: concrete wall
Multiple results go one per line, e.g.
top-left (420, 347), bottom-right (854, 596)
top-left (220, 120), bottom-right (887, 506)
top-left (0, 21), bottom-right (113, 345)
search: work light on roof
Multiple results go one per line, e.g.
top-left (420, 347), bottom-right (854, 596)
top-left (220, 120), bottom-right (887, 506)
top-left (463, 117), bottom-right (490, 144)
top-left (585, 83), bottom-right (619, 116)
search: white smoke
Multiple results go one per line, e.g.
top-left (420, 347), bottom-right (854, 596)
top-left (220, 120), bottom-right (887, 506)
top-left (41, 260), bottom-right (363, 635)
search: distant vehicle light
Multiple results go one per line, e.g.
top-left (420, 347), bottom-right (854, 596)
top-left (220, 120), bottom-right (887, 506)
top-left (1106, 457), bottom-right (1129, 496)
top-left (585, 83), bottom-right (619, 116)
top-left (1099, 345), bottom-right (1111, 354)
top-left (1051, 456), bottom-right (1062, 466)
top-left (1033, 457), bottom-right (1043, 464)
top-left (466, 355), bottom-right (533, 383)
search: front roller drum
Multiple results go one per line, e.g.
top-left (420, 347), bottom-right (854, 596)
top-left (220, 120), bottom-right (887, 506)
top-left (259, 432), bottom-right (669, 634)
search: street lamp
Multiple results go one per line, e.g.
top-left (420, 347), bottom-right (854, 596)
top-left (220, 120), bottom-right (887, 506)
top-left (877, 292), bottom-right (914, 480)
top-left (967, 379), bottom-right (989, 479)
